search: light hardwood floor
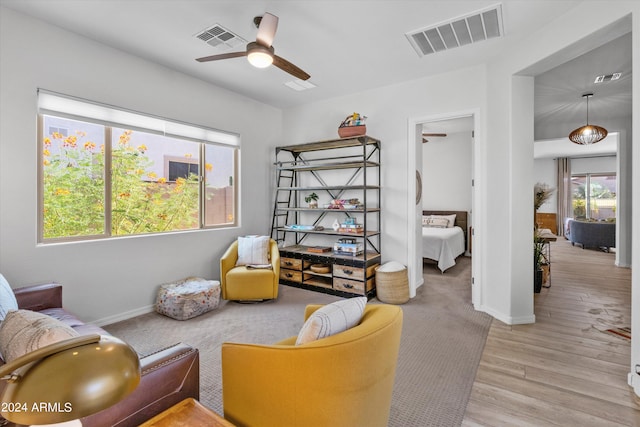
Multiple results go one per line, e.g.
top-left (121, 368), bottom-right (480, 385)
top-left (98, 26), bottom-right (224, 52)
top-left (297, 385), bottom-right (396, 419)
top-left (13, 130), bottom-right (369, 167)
top-left (463, 238), bottom-right (639, 426)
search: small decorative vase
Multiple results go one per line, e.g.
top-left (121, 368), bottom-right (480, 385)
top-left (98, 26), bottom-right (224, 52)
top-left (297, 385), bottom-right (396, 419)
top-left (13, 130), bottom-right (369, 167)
top-left (309, 201), bottom-right (318, 209)
top-left (332, 219), bottom-right (340, 231)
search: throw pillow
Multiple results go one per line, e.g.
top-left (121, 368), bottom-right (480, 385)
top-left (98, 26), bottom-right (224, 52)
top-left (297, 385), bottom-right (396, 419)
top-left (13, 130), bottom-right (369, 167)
top-left (430, 214), bottom-right (456, 228)
top-left (0, 309), bottom-right (80, 362)
top-left (0, 273), bottom-right (18, 322)
top-left (425, 217), bottom-right (450, 228)
top-left (236, 235), bottom-right (270, 266)
top-left (295, 297), bottom-right (367, 345)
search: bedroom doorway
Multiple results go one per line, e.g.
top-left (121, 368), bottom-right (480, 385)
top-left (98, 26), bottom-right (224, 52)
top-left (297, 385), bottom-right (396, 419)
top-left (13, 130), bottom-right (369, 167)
top-left (408, 111), bottom-right (480, 307)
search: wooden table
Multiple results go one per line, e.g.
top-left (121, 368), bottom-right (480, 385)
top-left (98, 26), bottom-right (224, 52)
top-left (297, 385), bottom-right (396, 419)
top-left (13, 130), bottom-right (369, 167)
top-left (138, 398), bottom-right (235, 427)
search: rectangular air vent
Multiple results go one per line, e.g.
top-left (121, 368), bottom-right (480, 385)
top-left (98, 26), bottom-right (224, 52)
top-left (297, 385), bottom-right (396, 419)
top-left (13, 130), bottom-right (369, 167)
top-left (406, 4), bottom-right (503, 57)
top-left (594, 72), bottom-right (622, 83)
top-left (194, 24), bottom-right (247, 51)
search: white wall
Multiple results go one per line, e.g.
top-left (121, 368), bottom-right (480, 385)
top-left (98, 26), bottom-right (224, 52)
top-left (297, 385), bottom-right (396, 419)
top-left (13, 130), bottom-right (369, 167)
top-left (281, 65), bottom-right (486, 298)
top-left (533, 159), bottom-right (556, 213)
top-left (481, 2), bottom-right (639, 326)
top-left (421, 131), bottom-right (472, 212)
top-left (0, 7), bottom-right (282, 324)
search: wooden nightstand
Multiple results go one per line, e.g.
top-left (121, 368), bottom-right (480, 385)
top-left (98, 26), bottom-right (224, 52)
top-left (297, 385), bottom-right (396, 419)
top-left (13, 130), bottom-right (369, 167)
top-left (138, 398), bottom-right (234, 427)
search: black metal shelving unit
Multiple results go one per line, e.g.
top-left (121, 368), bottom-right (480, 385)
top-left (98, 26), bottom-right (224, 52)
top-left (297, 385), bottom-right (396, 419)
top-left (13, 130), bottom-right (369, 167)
top-left (270, 135), bottom-right (381, 298)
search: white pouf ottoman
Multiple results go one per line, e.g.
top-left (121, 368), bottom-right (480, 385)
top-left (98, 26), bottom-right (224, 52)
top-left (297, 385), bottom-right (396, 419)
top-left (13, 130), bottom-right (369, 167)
top-left (156, 277), bottom-right (220, 320)
top-left (375, 262), bottom-right (410, 305)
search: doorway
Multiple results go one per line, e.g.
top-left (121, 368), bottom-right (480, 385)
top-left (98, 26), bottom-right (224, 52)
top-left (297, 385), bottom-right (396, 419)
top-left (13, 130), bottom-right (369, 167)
top-left (407, 110), bottom-right (481, 307)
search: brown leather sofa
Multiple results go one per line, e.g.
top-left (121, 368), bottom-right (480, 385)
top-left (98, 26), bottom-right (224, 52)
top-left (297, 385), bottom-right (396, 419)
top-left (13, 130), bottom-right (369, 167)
top-left (1, 283), bottom-right (200, 427)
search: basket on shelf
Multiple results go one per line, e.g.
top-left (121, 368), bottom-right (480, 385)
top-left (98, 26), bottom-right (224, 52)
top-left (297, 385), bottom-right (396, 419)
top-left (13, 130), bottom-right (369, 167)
top-left (338, 125), bottom-right (366, 138)
top-left (310, 264), bottom-right (331, 274)
top-left (338, 113), bottom-right (367, 138)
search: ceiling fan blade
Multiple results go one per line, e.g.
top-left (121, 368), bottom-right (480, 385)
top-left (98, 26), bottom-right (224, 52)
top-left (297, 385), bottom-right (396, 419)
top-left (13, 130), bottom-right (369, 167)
top-left (256, 12), bottom-right (279, 47)
top-left (422, 133), bottom-right (447, 137)
top-left (273, 55), bottom-right (310, 80)
top-left (196, 51), bottom-right (247, 62)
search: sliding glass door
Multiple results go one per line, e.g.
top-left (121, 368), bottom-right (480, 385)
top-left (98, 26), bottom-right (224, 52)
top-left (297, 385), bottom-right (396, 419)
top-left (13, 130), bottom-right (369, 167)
top-left (571, 173), bottom-right (616, 220)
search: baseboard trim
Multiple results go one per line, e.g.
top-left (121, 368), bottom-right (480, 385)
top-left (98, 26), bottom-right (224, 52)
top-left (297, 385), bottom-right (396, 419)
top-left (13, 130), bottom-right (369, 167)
top-left (475, 304), bottom-right (535, 325)
top-left (92, 304), bottom-right (155, 327)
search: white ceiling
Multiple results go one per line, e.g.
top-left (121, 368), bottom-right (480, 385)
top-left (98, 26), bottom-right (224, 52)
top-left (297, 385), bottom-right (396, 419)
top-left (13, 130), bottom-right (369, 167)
top-left (0, 0), bottom-right (631, 137)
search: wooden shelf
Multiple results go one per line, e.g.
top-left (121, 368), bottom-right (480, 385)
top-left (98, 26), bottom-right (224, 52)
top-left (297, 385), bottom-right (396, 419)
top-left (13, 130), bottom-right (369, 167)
top-left (276, 135), bottom-right (380, 154)
top-left (271, 136), bottom-right (381, 298)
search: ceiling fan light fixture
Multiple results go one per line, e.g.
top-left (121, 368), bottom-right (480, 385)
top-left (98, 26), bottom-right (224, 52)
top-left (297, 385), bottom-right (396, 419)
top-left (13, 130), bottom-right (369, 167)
top-left (247, 50), bottom-right (273, 68)
top-left (568, 93), bottom-right (608, 145)
top-left (247, 43), bottom-right (274, 68)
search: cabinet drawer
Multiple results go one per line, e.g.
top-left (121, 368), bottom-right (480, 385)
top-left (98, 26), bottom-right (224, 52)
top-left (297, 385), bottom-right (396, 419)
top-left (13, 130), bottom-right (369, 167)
top-left (280, 269), bottom-right (311, 283)
top-left (334, 277), bottom-right (375, 295)
top-left (280, 258), bottom-right (311, 271)
top-left (333, 263), bottom-right (378, 281)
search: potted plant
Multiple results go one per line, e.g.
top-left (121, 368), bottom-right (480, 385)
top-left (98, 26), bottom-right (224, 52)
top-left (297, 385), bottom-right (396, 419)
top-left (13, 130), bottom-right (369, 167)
top-left (533, 232), bottom-right (547, 293)
top-left (305, 192), bottom-right (319, 208)
top-left (533, 183), bottom-right (554, 292)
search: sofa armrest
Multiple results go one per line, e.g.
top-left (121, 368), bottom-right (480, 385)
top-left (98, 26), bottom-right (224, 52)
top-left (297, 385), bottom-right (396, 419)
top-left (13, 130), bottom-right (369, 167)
top-left (14, 283), bottom-right (62, 311)
top-left (81, 343), bottom-right (200, 427)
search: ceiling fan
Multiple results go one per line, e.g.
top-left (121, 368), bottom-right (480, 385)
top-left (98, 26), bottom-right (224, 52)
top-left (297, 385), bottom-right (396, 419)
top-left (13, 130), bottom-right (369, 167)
top-left (422, 133), bottom-right (447, 143)
top-left (196, 12), bottom-right (310, 81)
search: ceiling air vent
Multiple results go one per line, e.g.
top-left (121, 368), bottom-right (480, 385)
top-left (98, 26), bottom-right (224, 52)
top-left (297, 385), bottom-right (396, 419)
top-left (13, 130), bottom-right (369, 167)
top-left (194, 24), bottom-right (248, 51)
top-left (406, 4), bottom-right (504, 57)
top-left (594, 72), bottom-right (622, 83)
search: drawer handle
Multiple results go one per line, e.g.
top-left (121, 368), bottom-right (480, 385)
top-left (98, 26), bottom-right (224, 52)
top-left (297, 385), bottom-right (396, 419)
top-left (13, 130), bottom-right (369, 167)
top-left (342, 269), bottom-right (354, 275)
top-left (285, 261), bottom-right (294, 266)
top-left (343, 283), bottom-right (354, 289)
top-left (285, 273), bottom-right (294, 278)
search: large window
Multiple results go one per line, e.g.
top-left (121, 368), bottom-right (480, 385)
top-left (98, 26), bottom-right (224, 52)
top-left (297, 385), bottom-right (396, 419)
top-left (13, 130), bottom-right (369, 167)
top-left (571, 173), bottom-right (616, 220)
top-left (38, 91), bottom-right (238, 242)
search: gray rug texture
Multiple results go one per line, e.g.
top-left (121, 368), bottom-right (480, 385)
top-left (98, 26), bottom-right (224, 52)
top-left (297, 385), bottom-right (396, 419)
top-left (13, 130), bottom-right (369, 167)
top-left (103, 256), bottom-right (492, 426)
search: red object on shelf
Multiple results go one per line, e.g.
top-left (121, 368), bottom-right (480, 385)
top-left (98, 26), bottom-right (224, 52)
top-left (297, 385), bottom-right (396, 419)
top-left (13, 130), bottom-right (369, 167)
top-left (338, 125), bottom-right (366, 138)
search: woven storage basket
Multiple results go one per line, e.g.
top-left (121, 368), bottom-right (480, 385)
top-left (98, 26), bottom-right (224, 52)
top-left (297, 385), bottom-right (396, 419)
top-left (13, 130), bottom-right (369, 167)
top-left (338, 125), bottom-right (366, 138)
top-left (375, 262), bottom-right (409, 305)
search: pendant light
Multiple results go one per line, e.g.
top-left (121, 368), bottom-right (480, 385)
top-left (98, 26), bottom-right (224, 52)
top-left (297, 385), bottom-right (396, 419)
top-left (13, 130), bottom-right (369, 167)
top-left (568, 93), bottom-right (608, 145)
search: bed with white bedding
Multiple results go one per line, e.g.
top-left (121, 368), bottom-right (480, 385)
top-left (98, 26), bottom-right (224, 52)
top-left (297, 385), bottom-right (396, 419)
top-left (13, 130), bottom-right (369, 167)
top-left (422, 210), bottom-right (468, 272)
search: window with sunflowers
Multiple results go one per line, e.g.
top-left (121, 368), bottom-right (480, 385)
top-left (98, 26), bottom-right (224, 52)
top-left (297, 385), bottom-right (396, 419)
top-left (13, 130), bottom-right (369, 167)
top-left (39, 113), bottom-right (237, 242)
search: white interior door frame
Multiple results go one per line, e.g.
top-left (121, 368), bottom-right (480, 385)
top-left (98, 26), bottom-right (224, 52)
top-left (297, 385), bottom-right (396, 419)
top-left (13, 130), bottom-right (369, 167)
top-left (406, 108), bottom-right (482, 307)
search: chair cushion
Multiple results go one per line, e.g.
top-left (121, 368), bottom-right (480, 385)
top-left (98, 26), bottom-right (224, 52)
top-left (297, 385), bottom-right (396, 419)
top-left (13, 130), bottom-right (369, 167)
top-left (296, 297), bottom-right (367, 345)
top-left (0, 274), bottom-right (18, 322)
top-left (236, 235), bottom-right (270, 266)
top-left (0, 309), bottom-right (80, 362)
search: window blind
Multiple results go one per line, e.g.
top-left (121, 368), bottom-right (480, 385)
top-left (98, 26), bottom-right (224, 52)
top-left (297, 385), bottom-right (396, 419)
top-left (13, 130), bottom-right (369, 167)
top-left (37, 89), bottom-right (240, 146)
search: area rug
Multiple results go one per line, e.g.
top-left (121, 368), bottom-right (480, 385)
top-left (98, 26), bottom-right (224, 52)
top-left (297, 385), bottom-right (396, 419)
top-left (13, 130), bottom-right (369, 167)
top-left (104, 256), bottom-right (491, 426)
top-left (604, 327), bottom-right (631, 341)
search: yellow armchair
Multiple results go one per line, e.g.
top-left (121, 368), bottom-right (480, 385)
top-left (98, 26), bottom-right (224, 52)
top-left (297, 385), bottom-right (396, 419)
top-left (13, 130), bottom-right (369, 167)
top-left (220, 238), bottom-right (280, 301)
top-left (221, 303), bottom-right (403, 427)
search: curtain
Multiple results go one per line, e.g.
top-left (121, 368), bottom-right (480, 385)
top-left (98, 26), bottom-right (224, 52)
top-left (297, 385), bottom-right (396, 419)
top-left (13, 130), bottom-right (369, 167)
top-left (556, 157), bottom-right (571, 236)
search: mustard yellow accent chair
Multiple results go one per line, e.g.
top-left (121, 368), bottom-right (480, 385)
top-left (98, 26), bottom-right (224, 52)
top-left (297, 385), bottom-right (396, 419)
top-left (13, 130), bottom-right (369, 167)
top-left (219, 239), bottom-right (280, 301)
top-left (221, 303), bottom-right (403, 427)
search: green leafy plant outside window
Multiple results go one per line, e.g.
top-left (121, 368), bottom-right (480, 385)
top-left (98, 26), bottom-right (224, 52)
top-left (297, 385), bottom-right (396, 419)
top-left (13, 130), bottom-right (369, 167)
top-left (42, 128), bottom-right (200, 239)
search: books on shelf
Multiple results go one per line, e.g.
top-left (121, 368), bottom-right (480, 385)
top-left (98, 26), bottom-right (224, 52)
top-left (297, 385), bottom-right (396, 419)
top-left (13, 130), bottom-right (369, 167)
top-left (333, 242), bottom-right (363, 256)
top-left (307, 246), bottom-right (332, 253)
top-left (338, 222), bottom-right (364, 234)
top-left (333, 250), bottom-right (364, 257)
top-left (338, 227), bottom-right (364, 234)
